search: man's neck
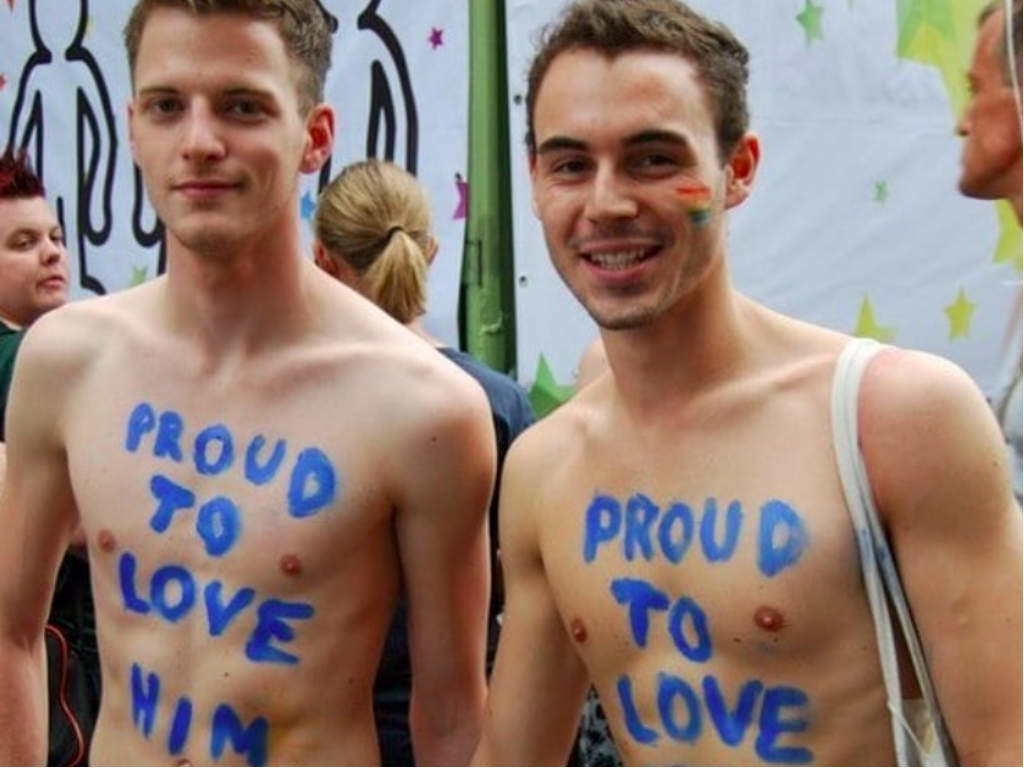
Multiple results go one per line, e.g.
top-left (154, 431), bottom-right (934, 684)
top-left (0, 313), bottom-right (24, 331)
top-left (600, 258), bottom-right (754, 420)
top-left (161, 220), bottom-right (313, 357)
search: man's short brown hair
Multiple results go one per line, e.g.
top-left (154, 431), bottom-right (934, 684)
top-left (123, 0), bottom-right (333, 114)
top-left (524, 0), bottom-right (750, 163)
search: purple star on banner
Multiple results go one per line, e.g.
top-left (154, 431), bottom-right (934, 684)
top-left (0, 74), bottom-right (6, 91)
top-left (300, 190), bottom-right (316, 220)
top-left (429, 27), bottom-right (444, 49)
top-left (453, 173), bottom-right (468, 220)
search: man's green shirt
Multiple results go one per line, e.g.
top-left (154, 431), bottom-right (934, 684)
top-left (0, 320), bottom-right (25, 440)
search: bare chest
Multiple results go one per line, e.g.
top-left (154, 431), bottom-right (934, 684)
top-left (537, 412), bottom-right (885, 762)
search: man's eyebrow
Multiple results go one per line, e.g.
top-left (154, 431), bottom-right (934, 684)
top-left (135, 86), bottom-right (276, 100)
top-left (536, 136), bottom-right (589, 155)
top-left (623, 129), bottom-right (691, 148)
top-left (5, 227), bottom-right (38, 240)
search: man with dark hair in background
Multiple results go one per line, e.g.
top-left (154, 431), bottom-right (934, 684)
top-left (0, 149), bottom-right (68, 439)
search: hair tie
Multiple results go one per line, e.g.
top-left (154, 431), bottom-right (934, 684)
top-left (385, 225), bottom-right (404, 241)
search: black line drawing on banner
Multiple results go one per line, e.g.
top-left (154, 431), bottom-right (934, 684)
top-left (316, 0), bottom-right (419, 192)
top-left (358, 0), bottom-right (418, 173)
top-left (7, 0), bottom-right (118, 296)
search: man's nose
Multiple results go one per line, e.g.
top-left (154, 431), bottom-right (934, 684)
top-left (585, 166), bottom-right (637, 221)
top-left (181, 104), bottom-right (226, 162)
top-left (40, 235), bottom-right (65, 265)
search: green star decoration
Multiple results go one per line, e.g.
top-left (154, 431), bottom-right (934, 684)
top-left (853, 296), bottom-right (895, 342)
top-left (895, 0), bottom-right (986, 117)
top-left (796, 0), bottom-right (825, 45)
top-left (130, 265), bottom-right (149, 286)
top-left (528, 354), bottom-right (576, 418)
top-left (943, 287), bottom-right (976, 340)
top-left (874, 180), bottom-right (889, 203)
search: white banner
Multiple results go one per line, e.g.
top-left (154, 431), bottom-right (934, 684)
top-left (0, 0), bottom-right (469, 345)
top-left (506, 0), bottom-right (1022, 402)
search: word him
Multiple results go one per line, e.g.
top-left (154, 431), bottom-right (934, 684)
top-left (131, 662), bottom-right (268, 766)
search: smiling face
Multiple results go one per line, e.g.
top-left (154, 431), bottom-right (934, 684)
top-left (127, 7), bottom-right (332, 259)
top-left (0, 196), bottom-right (69, 327)
top-left (530, 48), bottom-right (757, 331)
top-left (957, 9), bottom-right (1022, 210)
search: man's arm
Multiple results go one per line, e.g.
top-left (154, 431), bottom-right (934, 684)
top-left (861, 348), bottom-right (1022, 766)
top-left (0, 317), bottom-right (80, 764)
top-left (392, 374), bottom-right (496, 766)
top-left (473, 430), bottom-right (590, 766)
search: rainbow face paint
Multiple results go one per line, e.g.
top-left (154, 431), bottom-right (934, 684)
top-left (675, 183), bottom-right (713, 226)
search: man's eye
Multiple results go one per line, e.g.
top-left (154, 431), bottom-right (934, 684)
top-left (227, 100), bottom-right (264, 118)
top-left (552, 158), bottom-right (587, 175)
top-left (636, 154), bottom-right (676, 169)
top-left (148, 98), bottom-right (182, 116)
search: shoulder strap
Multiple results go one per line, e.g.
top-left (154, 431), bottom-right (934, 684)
top-left (830, 338), bottom-right (956, 767)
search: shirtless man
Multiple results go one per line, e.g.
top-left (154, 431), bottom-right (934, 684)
top-left (0, 2), bottom-right (495, 765)
top-left (475, 0), bottom-right (1022, 765)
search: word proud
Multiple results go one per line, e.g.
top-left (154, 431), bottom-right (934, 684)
top-left (584, 493), bottom-right (809, 577)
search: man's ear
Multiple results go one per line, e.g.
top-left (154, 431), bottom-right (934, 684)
top-left (528, 151), bottom-right (541, 217)
top-left (724, 132), bottom-right (760, 209)
top-left (127, 102), bottom-right (139, 165)
top-left (301, 104), bottom-right (335, 174)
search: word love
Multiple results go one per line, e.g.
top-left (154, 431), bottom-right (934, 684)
top-left (126, 402), bottom-right (338, 557)
top-left (617, 672), bottom-right (812, 764)
top-left (131, 662), bottom-right (269, 766)
top-left (120, 552), bottom-right (313, 666)
top-left (584, 493), bottom-right (809, 578)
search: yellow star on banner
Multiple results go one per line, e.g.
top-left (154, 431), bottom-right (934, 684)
top-left (943, 287), bottom-right (976, 340)
top-left (853, 296), bottom-right (895, 342)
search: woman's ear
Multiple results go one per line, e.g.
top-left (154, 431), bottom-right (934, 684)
top-left (313, 241), bottom-right (340, 278)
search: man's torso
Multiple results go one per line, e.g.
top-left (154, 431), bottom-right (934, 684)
top-left (52, 281), bottom-right (457, 766)
top-left (533, 337), bottom-right (895, 766)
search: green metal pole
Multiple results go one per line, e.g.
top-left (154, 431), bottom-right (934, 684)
top-left (463, 0), bottom-right (517, 376)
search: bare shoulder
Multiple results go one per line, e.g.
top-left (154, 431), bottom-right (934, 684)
top-left (857, 345), bottom-right (1011, 518)
top-left (503, 387), bottom-right (602, 495)
top-left (14, 287), bottom-right (149, 386)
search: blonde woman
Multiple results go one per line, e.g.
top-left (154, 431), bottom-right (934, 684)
top-left (314, 159), bottom-right (536, 766)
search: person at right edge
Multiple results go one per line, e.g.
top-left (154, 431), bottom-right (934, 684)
top-left (473, 0), bottom-right (1023, 765)
top-left (956, 0), bottom-right (1023, 504)
top-left (313, 158), bottom-right (536, 766)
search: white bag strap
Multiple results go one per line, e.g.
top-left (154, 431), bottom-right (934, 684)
top-left (830, 338), bottom-right (956, 767)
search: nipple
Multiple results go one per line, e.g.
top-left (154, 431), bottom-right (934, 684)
top-left (753, 605), bottom-right (786, 632)
top-left (279, 553), bottom-right (303, 576)
top-left (97, 529), bottom-right (116, 552)
top-left (569, 617), bottom-right (588, 643)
